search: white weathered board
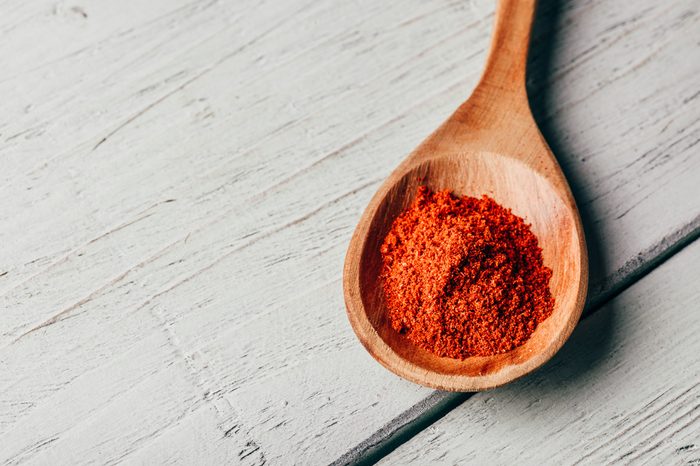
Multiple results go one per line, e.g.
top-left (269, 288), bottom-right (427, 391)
top-left (0, 0), bottom-right (698, 463)
top-left (380, 239), bottom-right (700, 465)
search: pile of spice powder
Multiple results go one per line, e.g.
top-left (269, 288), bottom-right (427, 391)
top-left (380, 186), bottom-right (554, 359)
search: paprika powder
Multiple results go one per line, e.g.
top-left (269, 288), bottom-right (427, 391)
top-left (380, 186), bottom-right (554, 359)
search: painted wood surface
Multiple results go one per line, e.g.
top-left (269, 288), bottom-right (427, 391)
top-left (0, 0), bottom-right (698, 463)
top-left (380, 239), bottom-right (700, 465)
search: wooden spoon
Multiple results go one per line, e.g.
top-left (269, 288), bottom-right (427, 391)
top-left (343, 0), bottom-right (588, 391)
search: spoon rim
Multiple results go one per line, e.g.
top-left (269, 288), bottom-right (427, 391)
top-left (343, 151), bottom-right (589, 392)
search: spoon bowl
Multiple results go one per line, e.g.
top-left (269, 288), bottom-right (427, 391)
top-left (345, 152), bottom-right (585, 390)
top-left (343, 0), bottom-right (588, 391)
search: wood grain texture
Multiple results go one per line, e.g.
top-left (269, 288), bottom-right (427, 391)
top-left (379, 239), bottom-right (700, 465)
top-left (0, 0), bottom-right (698, 463)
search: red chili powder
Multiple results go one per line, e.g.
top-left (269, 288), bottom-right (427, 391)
top-left (380, 186), bottom-right (554, 359)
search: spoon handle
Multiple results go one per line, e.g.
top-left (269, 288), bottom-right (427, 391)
top-left (478, 0), bottom-right (537, 95)
top-left (407, 0), bottom-right (548, 166)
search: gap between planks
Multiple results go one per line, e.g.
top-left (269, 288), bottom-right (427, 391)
top-left (331, 217), bottom-right (700, 466)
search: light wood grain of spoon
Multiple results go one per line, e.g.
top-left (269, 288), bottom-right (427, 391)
top-left (343, 0), bottom-right (588, 391)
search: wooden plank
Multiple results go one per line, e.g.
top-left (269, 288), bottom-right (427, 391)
top-left (379, 239), bottom-right (700, 465)
top-left (0, 0), bottom-right (698, 463)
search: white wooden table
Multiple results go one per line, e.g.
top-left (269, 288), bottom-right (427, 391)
top-left (1, 0), bottom-right (698, 464)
